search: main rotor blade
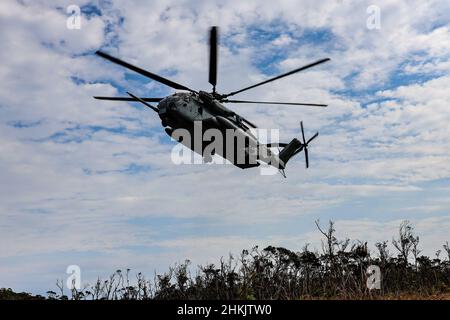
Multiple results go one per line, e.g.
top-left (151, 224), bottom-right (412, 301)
top-left (94, 96), bottom-right (163, 102)
top-left (223, 58), bottom-right (330, 98)
top-left (209, 26), bottom-right (218, 92)
top-left (126, 92), bottom-right (158, 112)
top-left (223, 99), bottom-right (327, 107)
top-left (96, 51), bottom-right (194, 92)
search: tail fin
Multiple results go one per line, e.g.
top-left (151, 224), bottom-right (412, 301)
top-left (278, 138), bottom-right (303, 168)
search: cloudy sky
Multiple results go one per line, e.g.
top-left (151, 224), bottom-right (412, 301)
top-left (1, 0), bottom-right (449, 294)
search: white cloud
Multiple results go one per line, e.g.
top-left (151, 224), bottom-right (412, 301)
top-left (272, 34), bottom-right (294, 46)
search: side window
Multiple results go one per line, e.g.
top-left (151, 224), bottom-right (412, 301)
top-left (198, 106), bottom-right (203, 115)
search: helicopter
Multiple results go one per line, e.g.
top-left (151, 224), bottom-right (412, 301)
top-left (94, 27), bottom-right (330, 177)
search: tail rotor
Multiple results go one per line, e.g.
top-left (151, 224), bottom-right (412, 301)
top-left (298, 121), bottom-right (319, 168)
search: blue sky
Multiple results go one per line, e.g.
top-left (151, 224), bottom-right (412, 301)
top-left (1, 0), bottom-right (450, 295)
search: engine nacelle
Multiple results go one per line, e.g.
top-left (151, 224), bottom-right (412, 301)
top-left (199, 91), bottom-right (234, 117)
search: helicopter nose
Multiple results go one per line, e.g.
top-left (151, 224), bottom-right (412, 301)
top-left (157, 104), bottom-right (165, 115)
top-left (157, 100), bottom-right (171, 115)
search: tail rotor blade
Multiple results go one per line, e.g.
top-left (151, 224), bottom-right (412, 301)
top-left (307, 132), bottom-right (319, 145)
top-left (305, 148), bottom-right (309, 168)
top-left (209, 26), bottom-right (218, 92)
top-left (300, 121), bottom-right (306, 144)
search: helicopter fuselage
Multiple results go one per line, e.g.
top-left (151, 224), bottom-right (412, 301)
top-left (94, 27), bottom-right (328, 175)
top-left (156, 92), bottom-right (282, 169)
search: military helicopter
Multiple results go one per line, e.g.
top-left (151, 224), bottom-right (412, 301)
top-left (94, 27), bottom-right (330, 177)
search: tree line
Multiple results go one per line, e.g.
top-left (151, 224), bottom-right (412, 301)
top-left (2, 220), bottom-right (449, 300)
